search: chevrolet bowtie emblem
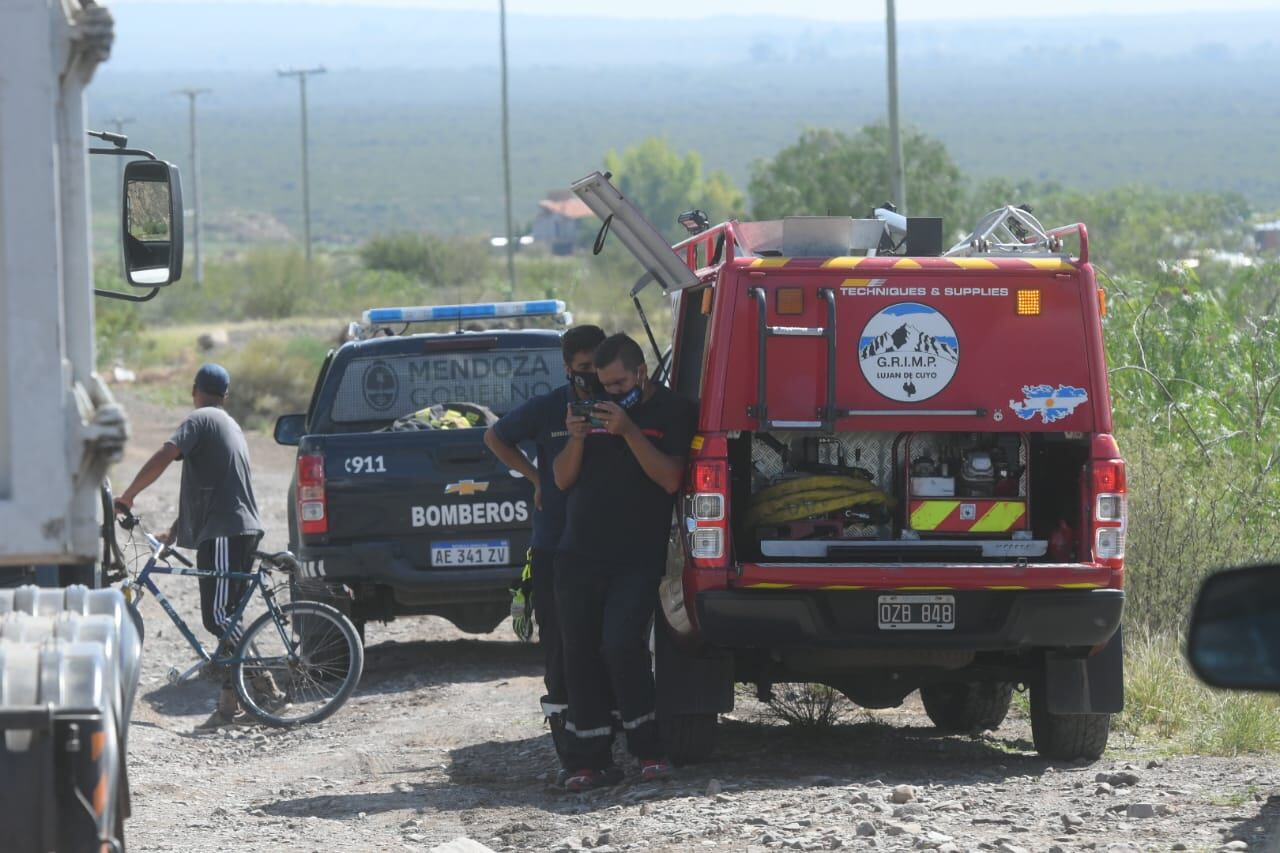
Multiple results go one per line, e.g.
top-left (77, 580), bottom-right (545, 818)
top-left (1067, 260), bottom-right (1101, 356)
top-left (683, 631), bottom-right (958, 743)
top-left (444, 479), bottom-right (489, 497)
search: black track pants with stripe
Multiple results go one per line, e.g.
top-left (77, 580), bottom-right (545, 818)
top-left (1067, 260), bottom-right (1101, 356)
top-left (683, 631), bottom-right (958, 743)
top-left (196, 535), bottom-right (259, 650)
top-left (555, 556), bottom-right (662, 770)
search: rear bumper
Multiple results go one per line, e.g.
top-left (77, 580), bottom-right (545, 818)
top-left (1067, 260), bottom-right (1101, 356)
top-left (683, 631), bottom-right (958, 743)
top-left (296, 540), bottom-right (521, 597)
top-left (695, 588), bottom-right (1124, 651)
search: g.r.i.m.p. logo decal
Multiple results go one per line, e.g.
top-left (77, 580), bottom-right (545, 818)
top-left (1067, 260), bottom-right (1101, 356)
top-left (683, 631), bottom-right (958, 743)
top-left (858, 303), bottom-right (959, 402)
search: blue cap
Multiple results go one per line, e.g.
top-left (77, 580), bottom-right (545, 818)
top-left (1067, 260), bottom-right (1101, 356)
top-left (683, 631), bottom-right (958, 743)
top-left (194, 363), bottom-right (230, 397)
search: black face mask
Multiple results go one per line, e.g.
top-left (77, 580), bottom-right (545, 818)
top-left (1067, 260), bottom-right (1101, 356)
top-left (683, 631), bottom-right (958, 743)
top-left (571, 370), bottom-right (602, 396)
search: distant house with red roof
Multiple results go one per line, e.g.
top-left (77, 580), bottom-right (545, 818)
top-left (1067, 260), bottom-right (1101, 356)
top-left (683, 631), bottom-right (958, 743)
top-left (531, 190), bottom-right (595, 255)
top-left (1256, 220), bottom-right (1280, 254)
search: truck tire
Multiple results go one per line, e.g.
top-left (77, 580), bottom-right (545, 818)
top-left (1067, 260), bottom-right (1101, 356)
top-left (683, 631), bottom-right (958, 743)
top-left (290, 578), bottom-right (365, 656)
top-left (1030, 683), bottom-right (1111, 761)
top-left (660, 712), bottom-right (719, 766)
top-left (920, 681), bottom-right (1013, 733)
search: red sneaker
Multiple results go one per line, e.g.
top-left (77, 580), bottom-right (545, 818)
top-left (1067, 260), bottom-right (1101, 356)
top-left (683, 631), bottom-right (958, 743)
top-left (564, 766), bottom-right (623, 792)
top-left (639, 758), bottom-right (672, 782)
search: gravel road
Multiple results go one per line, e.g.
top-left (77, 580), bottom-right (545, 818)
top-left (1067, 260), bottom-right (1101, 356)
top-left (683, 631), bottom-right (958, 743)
top-left (110, 390), bottom-right (1278, 853)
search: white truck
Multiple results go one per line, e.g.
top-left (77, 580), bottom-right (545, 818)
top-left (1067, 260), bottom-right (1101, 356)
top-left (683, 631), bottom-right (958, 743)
top-left (1, 1), bottom-right (184, 849)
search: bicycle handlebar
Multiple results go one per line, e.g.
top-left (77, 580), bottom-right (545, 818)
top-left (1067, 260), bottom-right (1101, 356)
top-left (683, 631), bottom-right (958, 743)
top-left (115, 509), bottom-right (194, 567)
top-left (115, 508), bottom-right (296, 574)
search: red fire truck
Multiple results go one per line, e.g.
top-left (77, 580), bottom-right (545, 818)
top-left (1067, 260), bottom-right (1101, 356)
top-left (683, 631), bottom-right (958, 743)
top-left (573, 173), bottom-right (1126, 764)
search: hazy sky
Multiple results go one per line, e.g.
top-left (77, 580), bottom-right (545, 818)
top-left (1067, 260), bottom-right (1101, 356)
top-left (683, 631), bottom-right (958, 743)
top-left (111, 0), bottom-right (1280, 20)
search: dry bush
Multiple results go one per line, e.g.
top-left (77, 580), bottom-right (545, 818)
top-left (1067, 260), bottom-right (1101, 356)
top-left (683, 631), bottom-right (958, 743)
top-left (763, 683), bottom-right (857, 728)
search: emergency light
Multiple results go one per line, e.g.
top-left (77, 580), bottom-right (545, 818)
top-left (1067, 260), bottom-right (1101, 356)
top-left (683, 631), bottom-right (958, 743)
top-left (360, 299), bottom-right (571, 331)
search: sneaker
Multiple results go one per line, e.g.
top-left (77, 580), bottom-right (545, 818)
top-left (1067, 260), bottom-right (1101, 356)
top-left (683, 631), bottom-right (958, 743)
top-left (563, 765), bottom-right (624, 793)
top-left (639, 758), bottom-right (672, 782)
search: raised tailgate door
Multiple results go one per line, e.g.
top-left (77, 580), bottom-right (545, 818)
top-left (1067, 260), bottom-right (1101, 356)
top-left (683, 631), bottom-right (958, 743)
top-left (571, 171), bottom-right (700, 293)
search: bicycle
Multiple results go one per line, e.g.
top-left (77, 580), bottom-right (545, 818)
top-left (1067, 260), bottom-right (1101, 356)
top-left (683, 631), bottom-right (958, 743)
top-left (109, 508), bottom-right (364, 727)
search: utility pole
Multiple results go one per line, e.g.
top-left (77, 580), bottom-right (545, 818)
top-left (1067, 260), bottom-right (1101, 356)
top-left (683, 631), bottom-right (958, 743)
top-left (278, 66), bottom-right (325, 281)
top-left (108, 115), bottom-right (134, 274)
top-left (175, 89), bottom-right (209, 285)
top-left (885, 0), bottom-right (907, 214)
top-left (498, 0), bottom-right (517, 298)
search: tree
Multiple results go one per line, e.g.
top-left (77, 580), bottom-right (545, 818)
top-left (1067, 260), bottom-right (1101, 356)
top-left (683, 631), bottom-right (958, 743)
top-left (964, 179), bottom-right (1252, 279)
top-left (749, 124), bottom-right (964, 228)
top-left (603, 138), bottom-right (745, 243)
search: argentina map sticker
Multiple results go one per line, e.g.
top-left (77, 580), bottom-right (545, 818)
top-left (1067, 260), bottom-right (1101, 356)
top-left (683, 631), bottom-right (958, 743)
top-left (858, 302), bottom-right (960, 402)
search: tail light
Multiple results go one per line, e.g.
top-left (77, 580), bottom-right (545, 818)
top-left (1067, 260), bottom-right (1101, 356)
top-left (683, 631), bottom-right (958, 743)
top-left (687, 458), bottom-right (728, 567)
top-left (297, 453), bottom-right (327, 535)
top-left (1090, 459), bottom-right (1126, 563)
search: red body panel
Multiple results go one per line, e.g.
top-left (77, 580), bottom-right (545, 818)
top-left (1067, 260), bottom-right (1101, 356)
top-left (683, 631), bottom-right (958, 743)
top-left (733, 562), bottom-right (1117, 592)
top-left (665, 222), bottom-right (1124, 640)
top-left (708, 259), bottom-right (1101, 435)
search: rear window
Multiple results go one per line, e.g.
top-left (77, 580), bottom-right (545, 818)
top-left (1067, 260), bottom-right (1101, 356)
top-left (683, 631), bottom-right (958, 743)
top-left (330, 349), bottom-right (561, 423)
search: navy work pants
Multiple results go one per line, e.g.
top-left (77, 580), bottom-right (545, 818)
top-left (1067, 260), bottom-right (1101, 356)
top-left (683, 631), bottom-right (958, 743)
top-left (555, 553), bottom-right (662, 770)
top-left (531, 547), bottom-right (568, 713)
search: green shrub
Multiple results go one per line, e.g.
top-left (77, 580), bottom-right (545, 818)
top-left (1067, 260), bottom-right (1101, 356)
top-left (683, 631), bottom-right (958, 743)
top-left (359, 232), bottom-right (492, 288)
top-left (1119, 631), bottom-right (1280, 755)
top-left (222, 336), bottom-right (328, 430)
top-left (95, 292), bottom-right (151, 368)
top-left (1121, 431), bottom-right (1280, 634)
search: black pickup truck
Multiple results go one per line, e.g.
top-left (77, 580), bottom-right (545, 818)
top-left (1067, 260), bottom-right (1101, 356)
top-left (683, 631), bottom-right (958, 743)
top-left (274, 328), bottom-right (565, 638)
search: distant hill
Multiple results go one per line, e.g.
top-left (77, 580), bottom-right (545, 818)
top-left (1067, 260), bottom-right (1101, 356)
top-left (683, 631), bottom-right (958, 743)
top-left (86, 7), bottom-right (1280, 246)
top-left (102, 5), bottom-right (1280, 70)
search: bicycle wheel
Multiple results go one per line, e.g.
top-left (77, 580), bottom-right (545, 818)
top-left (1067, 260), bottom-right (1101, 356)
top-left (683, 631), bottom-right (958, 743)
top-left (233, 601), bottom-right (364, 727)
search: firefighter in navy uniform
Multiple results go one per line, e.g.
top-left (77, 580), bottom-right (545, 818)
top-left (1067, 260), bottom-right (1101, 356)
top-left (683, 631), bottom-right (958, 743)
top-left (483, 325), bottom-right (607, 772)
top-left (553, 334), bottom-right (696, 791)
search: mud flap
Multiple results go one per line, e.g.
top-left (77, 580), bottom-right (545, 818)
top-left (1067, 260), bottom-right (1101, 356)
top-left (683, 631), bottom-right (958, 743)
top-left (1044, 625), bottom-right (1124, 714)
top-left (654, 622), bottom-right (734, 716)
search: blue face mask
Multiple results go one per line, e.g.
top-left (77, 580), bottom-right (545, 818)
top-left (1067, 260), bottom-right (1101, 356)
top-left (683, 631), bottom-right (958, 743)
top-left (612, 384), bottom-right (643, 409)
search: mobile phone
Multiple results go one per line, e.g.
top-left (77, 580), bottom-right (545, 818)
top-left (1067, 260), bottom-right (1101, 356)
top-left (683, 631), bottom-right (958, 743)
top-left (570, 400), bottom-right (604, 426)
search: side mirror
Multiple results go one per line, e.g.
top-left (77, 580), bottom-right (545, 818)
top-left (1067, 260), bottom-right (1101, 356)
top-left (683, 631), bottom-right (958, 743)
top-left (1187, 563), bottom-right (1280, 692)
top-left (274, 414), bottom-right (307, 446)
top-left (122, 159), bottom-right (184, 287)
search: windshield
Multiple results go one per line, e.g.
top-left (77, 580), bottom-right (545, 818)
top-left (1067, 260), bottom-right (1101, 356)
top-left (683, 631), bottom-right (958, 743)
top-left (329, 348), bottom-right (562, 424)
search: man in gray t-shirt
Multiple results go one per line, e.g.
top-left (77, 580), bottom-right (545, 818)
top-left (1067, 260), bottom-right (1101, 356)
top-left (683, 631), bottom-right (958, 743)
top-left (115, 363), bottom-right (265, 727)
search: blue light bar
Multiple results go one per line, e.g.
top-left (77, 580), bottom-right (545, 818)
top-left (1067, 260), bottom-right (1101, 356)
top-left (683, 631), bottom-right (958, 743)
top-left (362, 299), bottom-right (567, 326)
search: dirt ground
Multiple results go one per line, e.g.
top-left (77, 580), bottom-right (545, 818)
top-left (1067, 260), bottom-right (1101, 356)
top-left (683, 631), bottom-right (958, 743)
top-left (110, 389), bottom-right (1278, 853)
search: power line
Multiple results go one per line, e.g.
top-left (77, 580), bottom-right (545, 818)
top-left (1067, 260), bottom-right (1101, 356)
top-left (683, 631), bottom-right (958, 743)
top-left (174, 89), bottom-right (209, 285)
top-left (278, 66), bottom-right (326, 281)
